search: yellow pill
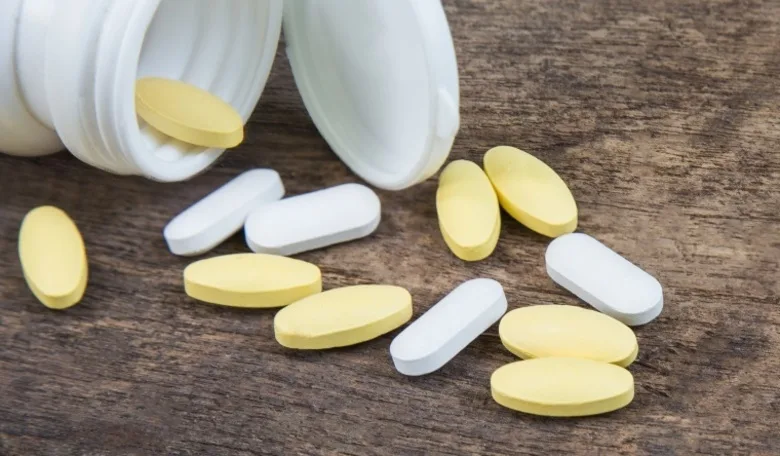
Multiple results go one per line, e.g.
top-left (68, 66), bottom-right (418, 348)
top-left (18, 206), bottom-right (88, 310)
top-left (499, 305), bottom-right (638, 367)
top-left (483, 146), bottom-right (577, 237)
top-left (274, 285), bottom-right (413, 349)
top-left (436, 160), bottom-right (500, 261)
top-left (184, 253), bottom-right (321, 308)
top-left (135, 77), bottom-right (244, 148)
top-left (491, 358), bottom-right (634, 417)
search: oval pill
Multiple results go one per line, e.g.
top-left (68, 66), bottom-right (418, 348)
top-left (483, 146), bottom-right (577, 237)
top-left (274, 285), bottom-right (412, 349)
top-left (436, 160), bottom-right (501, 261)
top-left (164, 169), bottom-right (284, 256)
top-left (135, 77), bottom-right (244, 148)
top-left (491, 358), bottom-right (634, 417)
top-left (18, 206), bottom-right (88, 309)
top-left (184, 253), bottom-right (321, 308)
top-left (499, 305), bottom-right (638, 367)
top-left (546, 233), bottom-right (663, 326)
top-left (390, 278), bottom-right (507, 376)
top-left (245, 183), bottom-right (381, 256)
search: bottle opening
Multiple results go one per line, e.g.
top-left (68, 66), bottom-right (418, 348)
top-left (126, 0), bottom-right (282, 180)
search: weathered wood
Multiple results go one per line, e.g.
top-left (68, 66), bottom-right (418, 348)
top-left (2, 1), bottom-right (779, 454)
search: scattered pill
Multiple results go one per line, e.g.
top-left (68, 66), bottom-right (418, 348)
top-left (135, 77), bottom-right (244, 148)
top-left (546, 233), bottom-right (663, 326)
top-left (274, 285), bottom-right (412, 349)
top-left (483, 146), bottom-right (577, 237)
top-left (245, 183), bottom-right (381, 256)
top-left (390, 278), bottom-right (507, 376)
top-left (436, 160), bottom-right (501, 261)
top-left (499, 305), bottom-right (638, 367)
top-left (491, 358), bottom-right (634, 417)
top-left (18, 206), bottom-right (88, 309)
top-left (164, 169), bottom-right (284, 256)
top-left (184, 253), bottom-right (321, 308)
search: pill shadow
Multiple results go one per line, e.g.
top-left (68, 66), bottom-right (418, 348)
top-left (173, 296), bottom-right (282, 318)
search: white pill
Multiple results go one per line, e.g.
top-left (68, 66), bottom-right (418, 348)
top-left (546, 233), bottom-right (663, 326)
top-left (164, 169), bottom-right (284, 256)
top-left (390, 278), bottom-right (507, 376)
top-left (245, 183), bottom-right (381, 256)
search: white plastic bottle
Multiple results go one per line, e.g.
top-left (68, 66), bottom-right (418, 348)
top-left (0, 0), bottom-right (460, 190)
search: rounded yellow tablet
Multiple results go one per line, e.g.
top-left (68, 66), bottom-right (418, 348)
top-left (184, 253), bottom-right (321, 308)
top-left (483, 146), bottom-right (577, 238)
top-left (135, 77), bottom-right (244, 148)
top-left (18, 206), bottom-right (88, 310)
top-left (436, 160), bottom-right (500, 261)
top-left (274, 285), bottom-right (413, 349)
top-left (491, 358), bottom-right (634, 417)
top-left (499, 305), bottom-right (638, 367)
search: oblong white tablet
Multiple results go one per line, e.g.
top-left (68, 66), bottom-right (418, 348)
top-left (245, 183), bottom-right (381, 256)
top-left (546, 233), bottom-right (663, 326)
top-left (390, 278), bottom-right (507, 376)
top-left (164, 169), bottom-right (284, 256)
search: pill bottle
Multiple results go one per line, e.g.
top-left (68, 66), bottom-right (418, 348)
top-left (0, 0), bottom-right (460, 190)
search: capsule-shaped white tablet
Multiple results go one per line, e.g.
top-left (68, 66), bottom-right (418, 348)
top-left (546, 233), bottom-right (663, 326)
top-left (390, 278), bottom-right (507, 376)
top-left (245, 183), bottom-right (381, 256)
top-left (163, 169), bottom-right (285, 256)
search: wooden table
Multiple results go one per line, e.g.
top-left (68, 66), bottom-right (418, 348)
top-left (2, 1), bottom-right (779, 454)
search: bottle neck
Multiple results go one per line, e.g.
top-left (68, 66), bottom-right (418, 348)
top-left (6, 0), bottom-right (283, 181)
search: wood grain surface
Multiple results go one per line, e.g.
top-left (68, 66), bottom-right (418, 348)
top-left (2, 1), bottom-right (780, 454)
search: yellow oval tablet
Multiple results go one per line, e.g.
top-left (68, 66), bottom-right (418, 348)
top-left (499, 305), bottom-right (638, 367)
top-left (274, 285), bottom-right (413, 349)
top-left (19, 206), bottom-right (88, 309)
top-left (135, 77), bottom-right (244, 148)
top-left (184, 253), bottom-right (321, 308)
top-left (436, 160), bottom-right (501, 261)
top-left (491, 358), bottom-right (634, 417)
top-left (483, 146), bottom-right (577, 237)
